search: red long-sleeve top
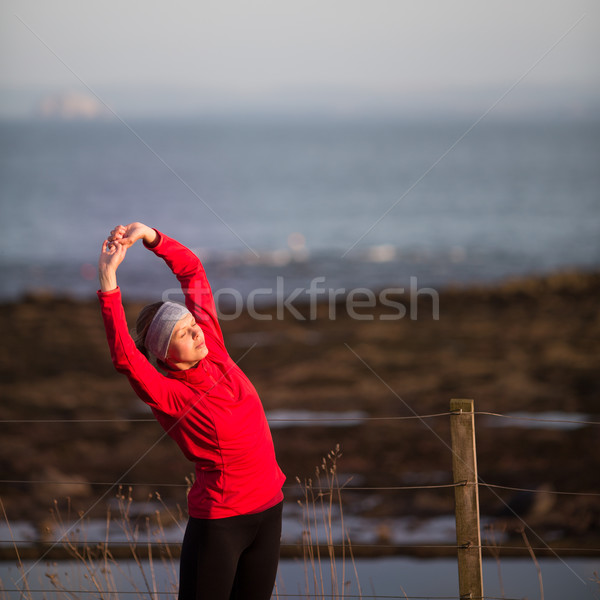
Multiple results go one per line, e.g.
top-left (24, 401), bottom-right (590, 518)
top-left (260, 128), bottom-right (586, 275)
top-left (98, 231), bottom-right (285, 518)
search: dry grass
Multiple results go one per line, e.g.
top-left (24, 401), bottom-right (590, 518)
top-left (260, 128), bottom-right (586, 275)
top-left (1, 450), bottom-right (365, 600)
top-left (294, 445), bottom-right (362, 599)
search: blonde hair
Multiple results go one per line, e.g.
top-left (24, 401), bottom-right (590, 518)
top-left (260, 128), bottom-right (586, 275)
top-left (134, 301), bottom-right (164, 358)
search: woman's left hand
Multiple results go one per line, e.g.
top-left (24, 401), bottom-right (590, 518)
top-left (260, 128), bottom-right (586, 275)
top-left (109, 222), bottom-right (158, 248)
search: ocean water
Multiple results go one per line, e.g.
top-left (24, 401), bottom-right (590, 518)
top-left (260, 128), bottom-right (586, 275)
top-left (2, 557), bottom-right (598, 599)
top-left (0, 115), bottom-right (599, 301)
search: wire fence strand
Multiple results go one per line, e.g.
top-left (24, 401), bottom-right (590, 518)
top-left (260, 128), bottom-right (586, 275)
top-left (1, 409), bottom-right (598, 427)
top-left (2, 407), bottom-right (598, 598)
top-left (475, 411), bottom-right (600, 427)
top-left (0, 412), bottom-right (455, 424)
top-left (2, 540), bottom-right (599, 554)
top-left (2, 478), bottom-right (599, 498)
top-left (0, 591), bottom-right (519, 600)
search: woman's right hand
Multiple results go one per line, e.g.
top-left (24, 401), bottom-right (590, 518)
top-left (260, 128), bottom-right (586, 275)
top-left (98, 239), bottom-right (127, 292)
top-left (109, 222), bottom-right (158, 248)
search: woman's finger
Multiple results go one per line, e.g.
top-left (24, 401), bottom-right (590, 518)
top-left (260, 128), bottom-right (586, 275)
top-left (103, 240), bottom-right (121, 254)
top-left (109, 225), bottom-right (125, 239)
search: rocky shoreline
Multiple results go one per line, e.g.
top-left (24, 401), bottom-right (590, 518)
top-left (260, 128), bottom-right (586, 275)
top-left (1, 270), bottom-right (599, 550)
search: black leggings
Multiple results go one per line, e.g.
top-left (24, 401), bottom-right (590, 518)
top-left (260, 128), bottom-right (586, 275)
top-left (178, 501), bottom-right (283, 600)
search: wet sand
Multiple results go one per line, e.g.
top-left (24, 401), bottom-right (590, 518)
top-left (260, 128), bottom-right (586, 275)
top-left (1, 270), bottom-right (599, 548)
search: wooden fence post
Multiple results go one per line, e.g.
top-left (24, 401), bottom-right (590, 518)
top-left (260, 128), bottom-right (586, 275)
top-left (450, 398), bottom-right (483, 599)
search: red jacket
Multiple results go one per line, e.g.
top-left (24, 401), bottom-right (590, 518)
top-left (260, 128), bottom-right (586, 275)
top-left (98, 231), bottom-right (285, 518)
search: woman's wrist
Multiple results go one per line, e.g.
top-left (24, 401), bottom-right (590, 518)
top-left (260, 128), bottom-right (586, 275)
top-left (99, 268), bottom-right (118, 292)
top-left (144, 227), bottom-right (159, 247)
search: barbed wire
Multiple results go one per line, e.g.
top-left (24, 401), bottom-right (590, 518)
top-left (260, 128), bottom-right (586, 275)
top-left (276, 596), bottom-right (521, 600)
top-left (0, 418), bottom-right (157, 423)
top-left (0, 592), bottom-right (524, 600)
top-left (0, 479), bottom-right (189, 487)
top-left (475, 411), bottom-right (600, 427)
top-left (1, 410), bottom-right (597, 426)
top-left (271, 596), bottom-right (516, 600)
top-left (0, 591), bottom-right (514, 600)
top-left (2, 478), bottom-right (599, 498)
top-left (1, 540), bottom-right (598, 554)
top-left (0, 480), bottom-right (462, 491)
top-left (0, 412), bottom-right (453, 424)
top-left (479, 483), bottom-right (600, 497)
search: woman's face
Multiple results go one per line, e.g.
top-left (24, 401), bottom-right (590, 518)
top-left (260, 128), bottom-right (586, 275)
top-left (165, 313), bottom-right (208, 370)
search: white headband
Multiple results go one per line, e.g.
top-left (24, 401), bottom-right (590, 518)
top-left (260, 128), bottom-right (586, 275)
top-left (145, 302), bottom-right (192, 361)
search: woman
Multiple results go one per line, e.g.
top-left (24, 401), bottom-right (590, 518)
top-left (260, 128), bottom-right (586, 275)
top-left (98, 222), bottom-right (286, 600)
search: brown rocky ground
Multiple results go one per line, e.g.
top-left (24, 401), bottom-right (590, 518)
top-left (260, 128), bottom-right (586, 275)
top-left (1, 270), bottom-right (599, 549)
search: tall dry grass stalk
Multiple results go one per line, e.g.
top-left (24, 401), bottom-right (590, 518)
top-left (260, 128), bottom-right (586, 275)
top-left (1, 487), bottom-right (181, 599)
top-left (295, 445), bottom-right (362, 599)
top-left (1, 497), bottom-right (33, 600)
top-left (519, 527), bottom-right (544, 600)
top-left (483, 523), bottom-right (506, 598)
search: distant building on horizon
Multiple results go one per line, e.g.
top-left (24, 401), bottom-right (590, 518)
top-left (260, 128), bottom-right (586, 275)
top-left (34, 91), bottom-right (111, 120)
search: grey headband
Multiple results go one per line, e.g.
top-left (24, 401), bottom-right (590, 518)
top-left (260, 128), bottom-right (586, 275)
top-left (145, 302), bottom-right (192, 361)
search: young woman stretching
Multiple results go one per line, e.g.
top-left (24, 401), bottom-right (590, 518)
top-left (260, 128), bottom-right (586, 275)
top-left (98, 222), bottom-right (285, 600)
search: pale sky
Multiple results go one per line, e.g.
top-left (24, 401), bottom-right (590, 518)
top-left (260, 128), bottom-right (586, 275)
top-left (1, 0), bottom-right (599, 116)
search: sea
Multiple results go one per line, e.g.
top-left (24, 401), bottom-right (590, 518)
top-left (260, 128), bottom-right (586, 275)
top-left (2, 556), bottom-right (599, 599)
top-left (2, 114), bottom-right (600, 596)
top-left (0, 114), bottom-right (599, 304)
